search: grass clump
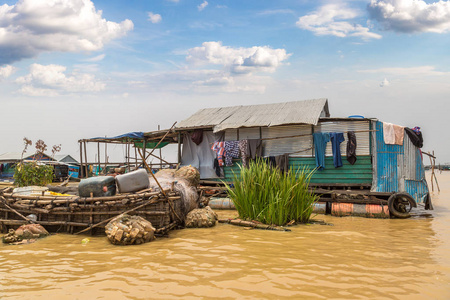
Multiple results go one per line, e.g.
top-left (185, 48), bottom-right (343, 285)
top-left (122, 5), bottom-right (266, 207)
top-left (226, 159), bottom-right (318, 226)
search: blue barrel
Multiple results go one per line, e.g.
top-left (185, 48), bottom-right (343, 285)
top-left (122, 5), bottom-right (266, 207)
top-left (79, 176), bottom-right (116, 197)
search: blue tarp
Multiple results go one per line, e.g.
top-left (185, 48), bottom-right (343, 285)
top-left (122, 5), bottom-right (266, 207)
top-left (89, 132), bottom-right (144, 141)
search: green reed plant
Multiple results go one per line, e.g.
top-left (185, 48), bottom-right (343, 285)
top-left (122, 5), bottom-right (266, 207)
top-left (226, 159), bottom-right (318, 226)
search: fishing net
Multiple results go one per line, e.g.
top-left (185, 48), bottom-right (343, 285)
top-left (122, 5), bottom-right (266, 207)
top-left (105, 214), bottom-right (155, 245)
top-left (185, 206), bottom-right (218, 228)
top-left (149, 167), bottom-right (200, 218)
top-left (2, 224), bottom-right (49, 244)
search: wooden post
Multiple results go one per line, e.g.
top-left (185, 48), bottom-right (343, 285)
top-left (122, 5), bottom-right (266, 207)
top-left (83, 141), bottom-right (88, 178)
top-left (97, 142), bottom-right (100, 175)
top-left (143, 139), bottom-right (146, 170)
top-left (104, 143), bottom-right (108, 174)
top-left (158, 125), bottom-right (162, 170)
top-left (127, 142), bottom-right (131, 172)
top-left (177, 132), bottom-right (182, 165)
top-left (79, 141), bottom-right (84, 178)
top-left (134, 144), bottom-right (138, 170)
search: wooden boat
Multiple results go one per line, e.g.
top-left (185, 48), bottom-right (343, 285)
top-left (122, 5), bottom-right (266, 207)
top-left (0, 187), bottom-right (184, 236)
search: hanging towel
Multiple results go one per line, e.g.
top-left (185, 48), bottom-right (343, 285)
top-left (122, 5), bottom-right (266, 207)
top-left (211, 141), bottom-right (225, 166)
top-left (191, 129), bottom-right (204, 145)
top-left (404, 127), bottom-right (423, 148)
top-left (330, 132), bottom-right (345, 168)
top-left (383, 122), bottom-right (405, 145)
top-left (346, 131), bottom-right (357, 165)
top-left (313, 132), bottom-right (330, 170)
top-left (224, 141), bottom-right (240, 166)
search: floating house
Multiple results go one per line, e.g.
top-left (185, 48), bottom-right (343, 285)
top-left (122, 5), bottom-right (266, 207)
top-left (78, 98), bottom-right (431, 218)
top-left (173, 98), bottom-right (431, 217)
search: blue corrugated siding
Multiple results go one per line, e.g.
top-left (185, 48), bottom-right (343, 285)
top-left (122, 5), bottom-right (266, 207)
top-left (374, 121), bottom-right (429, 203)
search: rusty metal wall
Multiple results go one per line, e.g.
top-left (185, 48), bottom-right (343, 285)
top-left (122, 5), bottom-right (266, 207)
top-left (371, 121), bottom-right (429, 203)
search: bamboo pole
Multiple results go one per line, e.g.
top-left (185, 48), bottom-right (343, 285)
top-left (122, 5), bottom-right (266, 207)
top-left (218, 218), bottom-right (291, 232)
top-left (137, 148), bottom-right (166, 197)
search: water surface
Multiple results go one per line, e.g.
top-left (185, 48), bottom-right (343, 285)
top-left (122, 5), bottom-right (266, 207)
top-left (1, 171), bottom-right (449, 299)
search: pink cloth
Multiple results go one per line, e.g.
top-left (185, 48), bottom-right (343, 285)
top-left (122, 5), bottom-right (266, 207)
top-left (383, 122), bottom-right (405, 145)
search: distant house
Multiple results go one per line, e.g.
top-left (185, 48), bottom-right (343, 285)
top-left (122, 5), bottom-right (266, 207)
top-left (54, 154), bottom-right (79, 165)
top-left (0, 152), bottom-right (77, 180)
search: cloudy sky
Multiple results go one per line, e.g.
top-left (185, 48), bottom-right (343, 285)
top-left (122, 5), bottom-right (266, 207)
top-left (0, 0), bottom-right (449, 163)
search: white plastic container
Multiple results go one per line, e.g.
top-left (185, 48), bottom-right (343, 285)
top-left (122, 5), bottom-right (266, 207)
top-left (12, 186), bottom-right (49, 196)
top-left (116, 169), bottom-right (150, 193)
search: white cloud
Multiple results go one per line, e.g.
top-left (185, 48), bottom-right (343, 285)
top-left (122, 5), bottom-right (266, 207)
top-left (148, 12), bottom-right (162, 24)
top-left (359, 65), bottom-right (447, 76)
top-left (16, 63), bottom-right (105, 96)
top-left (83, 54), bottom-right (106, 62)
top-left (198, 1), bottom-right (208, 11)
top-left (368, 0), bottom-right (450, 33)
top-left (0, 65), bottom-right (16, 79)
top-left (380, 78), bottom-right (390, 87)
top-left (296, 4), bottom-right (382, 40)
top-left (185, 41), bottom-right (289, 93)
top-left (186, 41), bottom-right (290, 74)
top-left (0, 0), bottom-right (133, 64)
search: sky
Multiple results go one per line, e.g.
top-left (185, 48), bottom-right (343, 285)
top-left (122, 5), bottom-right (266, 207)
top-left (0, 0), bottom-right (449, 164)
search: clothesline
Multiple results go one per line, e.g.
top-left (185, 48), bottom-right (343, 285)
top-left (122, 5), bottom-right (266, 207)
top-left (209, 129), bottom-right (377, 144)
top-left (260, 129), bottom-right (377, 141)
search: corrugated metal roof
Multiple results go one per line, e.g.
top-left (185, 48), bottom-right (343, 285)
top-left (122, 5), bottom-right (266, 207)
top-left (176, 98), bottom-right (329, 132)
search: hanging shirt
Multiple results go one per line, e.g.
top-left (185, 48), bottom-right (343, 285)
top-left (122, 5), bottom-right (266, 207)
top-left (211, 141), bottom-right (225, 166)
top-left (238, 140), bottom-right (249, 167)
top-left (224, 141), bottom-right (240, 166)
top-left (313, 132), bottom-right (330, 170)
top-left (330, 132), bottom-right (345, 168)
top-left (346, 131), bottom-right (357, 165)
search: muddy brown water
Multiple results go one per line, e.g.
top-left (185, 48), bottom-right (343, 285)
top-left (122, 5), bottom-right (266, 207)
top-left (1, 171), bottom-right (450, 299)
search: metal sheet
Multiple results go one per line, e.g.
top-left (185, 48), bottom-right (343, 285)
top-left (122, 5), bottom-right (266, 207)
top-left (372, 121), bottom-right (429, 202)
top-left (262, 125), bottom-right (313, 157)
top-left (175, 99), bottom-right (329, 132)
top-left (316, 120), bottom-right (371, 157)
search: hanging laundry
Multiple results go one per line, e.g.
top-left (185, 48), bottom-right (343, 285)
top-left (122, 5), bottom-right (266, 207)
top-left (266, 156), bottom-right (277, 168)
top-left (224, 141), bottom-right (240, 166)
top-left (211, 141), bottom-right (225, 166)
top-left (247, 139), bottom-right (263, 159)
top-left (313, 132), bottom-right (330, 170)
top-left (405, 127), bottom-right (423, 148)
top-left (191, 129), bottom-right (204, 145)
top-left (213, 158), bottom-right (221, 177)
top-left (275, 153), bottom-right (290, 173)
top-left (383, 122), bottom-right (405, 145)
top-left (330, 132), bottom-right (345, 168)
top-left (238, 140), bottom-right (249, 167)
top-left (346, 131), bottom-right (357, 165)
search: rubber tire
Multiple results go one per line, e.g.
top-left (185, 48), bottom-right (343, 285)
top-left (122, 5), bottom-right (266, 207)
top-left (388, 192), bottom-right (415, 219)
